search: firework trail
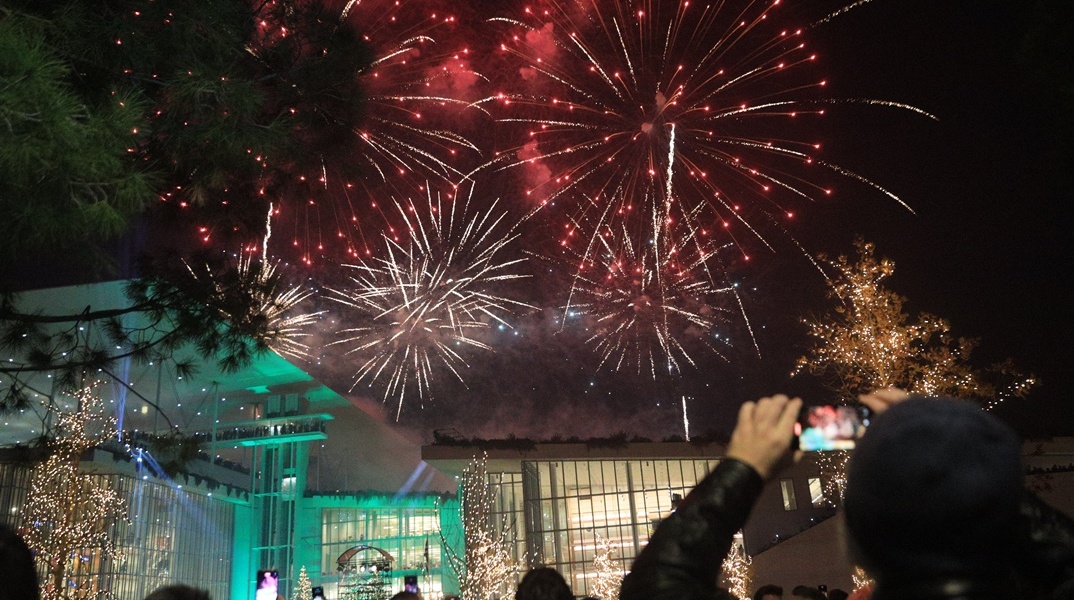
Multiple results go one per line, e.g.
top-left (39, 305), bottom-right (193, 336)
top-left (481, 0), bottom-right (934, 266)
top-left (248, 0), bottom-right (487, 264)
top-left (326, 186), bottom-right (532, 420)
top-left (811, 0), bottom-right (880, 26)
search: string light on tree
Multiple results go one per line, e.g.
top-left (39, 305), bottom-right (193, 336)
top-left (815, 450), bottom-right (850, 504)
top-left (795, 239), bottom-right (1034, 407)
top-left (720, 532), bottom-right (752, 600)
top-left (20, 384), bottom-right (127, 600)
top-left (294, 565), bottom-right (313, 600)
top-left (447, 453), bottom-right (521, 600)
top-left (852, 566), bottom-right (875, 596)
top-left (591, 533), bottom-right (623, 600)
top-left (795, 239), bottom-right (1035, 501)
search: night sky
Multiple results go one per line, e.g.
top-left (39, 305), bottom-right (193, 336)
top-left (10, 0), bottom-right (1072, 440)
top-left (798, 0), bottom-right (1073, 437)
top-left (381, 0), bottom-right (1074, 440)
top-left (305, 0), bottom-right (1072, 441)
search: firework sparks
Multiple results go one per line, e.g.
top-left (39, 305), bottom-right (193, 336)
top-left (327, 187), bottom-right (532, 420)
top-left (482, 0), bottom-right (934, 264)
top-left (236, 255), bottom-right (322, 359)
top-left (564, 199), bottom-right (740, 378)
top-left (185, 254), bottom-right (322, 360)
top-left (339, 1), bottom-right (485, 183)
top-left (247, 0), bottom-right (488, 264)
top-left (811, 0), bottom-right (880, 26)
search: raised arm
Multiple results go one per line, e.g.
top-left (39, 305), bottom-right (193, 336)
top-left (620, 395), bottom-right (801, 600)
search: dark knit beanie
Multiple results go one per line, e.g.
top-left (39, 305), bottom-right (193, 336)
top-left (842, 396), bottom-right (1022, 581)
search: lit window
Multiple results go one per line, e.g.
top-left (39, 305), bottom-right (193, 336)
top-left (808, 478), bottom-right (826, 508)
top-left (281, 476), bottom-right (297, 500)
top-left (780, 479), bottom-right (797, 511)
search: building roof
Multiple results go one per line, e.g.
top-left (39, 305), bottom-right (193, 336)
top-left (1, 279), bottom-right (464, 495)
top-left (422, 439), bottom-right (729, 477)
top-left (0, 279), bottom-right (347, 445)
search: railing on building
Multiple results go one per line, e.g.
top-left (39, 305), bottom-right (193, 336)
top-left (188, 414), bottom-right (333, 447)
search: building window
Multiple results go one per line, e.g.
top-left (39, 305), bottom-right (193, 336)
top-left (780, 479), bottom-right (797, 511)
top-left (318, 503), bottom-right (456, 599)
top-left (0, 463), bottom-right (235, 600)
top-left (517, 458), bottom-right (718, 597)
top-left (808, 478), bottom-right (826, 508)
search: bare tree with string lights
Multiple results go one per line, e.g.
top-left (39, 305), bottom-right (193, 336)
top-left (19, 384), bottom-right (127, 600)
top-left (719, 533), bottom-right (752, 600)
top-left (795, 239), bottom-right (1035, 502)
top-left (293, 565), bottom-right (313, 600)
top-left (442, 453), bottom-right (521, 600)
top-left (591, 533), bottom-right (623, 600)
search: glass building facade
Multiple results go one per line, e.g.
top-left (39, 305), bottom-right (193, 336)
top-left (423, 441), bottom-right (845, 596)
top-left (98, 472), bottom-right (236, 598)
top-left (1, 453), bottom-right (464, 600)
top-left (321, 506), bottom-right (442, 574)
top-left (300, 494), bottom-right (463, 599)
top-left (4, 435), bottom-right (838, 600)
top-left (482, 458), bottom-right (720, 597)
top-left (0, 460), bottom-right (236, 600)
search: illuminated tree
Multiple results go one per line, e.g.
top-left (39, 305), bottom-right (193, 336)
top-left (20, 385), bottom-right (127, 600)
top-left (796, 239), bottom-right (1034, 407)
top-left (796, 239), bottom-right (1034, 502)
top-left (591, 534), bottom-right (623, 600)
top-left (720, 534), bottom-right (752, 600)
top-left (852, 566), bottom-right (874, 595)
top-left (445, 454), bottom-right (520, 600)
top-left (294, 565), bottom-right (313, 600)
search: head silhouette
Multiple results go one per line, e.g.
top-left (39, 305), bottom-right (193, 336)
top-left (0, 525), bottom-right (39, 600)
top-left (843, 396), bottom-right (1022, 582)
top-left (515, 567), bottom-right (573, 600)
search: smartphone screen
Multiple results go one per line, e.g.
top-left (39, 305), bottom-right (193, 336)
top-left (312, 586), bottom-right (325, 600)
top-left (404, 575), bottom-right (419, 594)
top-left (255, 570), bottom-right (280, 600)
top-left (796, 405), bottom-right (869, 452)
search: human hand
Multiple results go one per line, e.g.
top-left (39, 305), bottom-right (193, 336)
top-left (858, 387), bottom-right (910, 415)
top-left (726, 394), bottom-right (802, 480)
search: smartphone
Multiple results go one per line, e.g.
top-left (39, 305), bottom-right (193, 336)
top-left (312, 586), bottom-right (325, 600)
top-left (404, 575), bottom-right (419, 594)
top-left (795, 405), bottom-right (869, 452)
top-left (255, 569), bottom-right (280, 599)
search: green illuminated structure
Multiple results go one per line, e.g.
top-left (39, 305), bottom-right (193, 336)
top-left (0, 281), bottom-right (463, 600)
